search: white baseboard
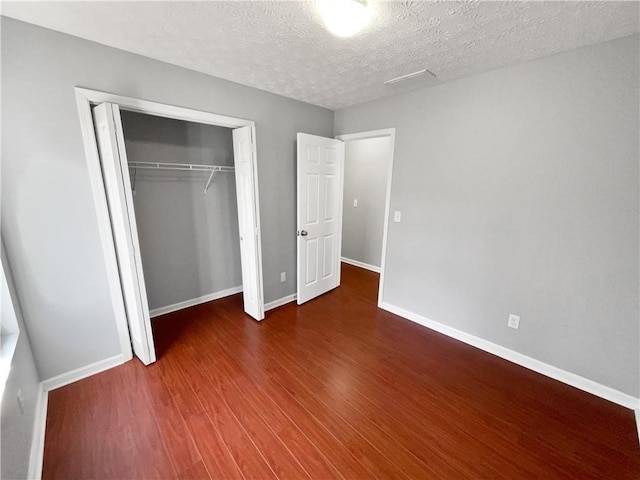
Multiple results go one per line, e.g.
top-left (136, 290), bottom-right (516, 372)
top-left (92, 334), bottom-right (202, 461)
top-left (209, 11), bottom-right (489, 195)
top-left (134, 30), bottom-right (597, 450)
top-left (265, 293), bottom-right (297, 311)
top-left (27, 383), bottom-right (48, 480)
top-left (32, 353), bottom-right (130, 478)
top-left (41, 353), bottom-right (127, 392)
top-left (635, 409), bottom-right (640, 445)
top-left (380, 302), bottom-right (640, 410)
top-left (341, 257), bottom-right (381, 273)
top-left (150, 286), bottom-right (243, 318)
top-left (25, 290), bottom-right (295, 478)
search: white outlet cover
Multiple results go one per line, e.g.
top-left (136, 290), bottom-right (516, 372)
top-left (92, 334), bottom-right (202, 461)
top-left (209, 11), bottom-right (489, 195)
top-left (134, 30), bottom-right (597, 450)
top-left (508, 314), bottom-right (520, 329)
top-left (353, 199), bottom-right (358, 207)
top-left (280, 272), bottom-right (286, 282)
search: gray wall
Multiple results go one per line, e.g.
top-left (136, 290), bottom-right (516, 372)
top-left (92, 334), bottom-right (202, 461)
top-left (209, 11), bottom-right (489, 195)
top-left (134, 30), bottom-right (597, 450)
top-left (335, 35), bottom-right (640, 397)
top-left (1, 245), bottom-right (41, 480)
top-left (120, 112), bottom-right (242, 311)
top-left (342, 137), bottom-right (390, 268)
top-left (1, 17), bottom-right (333, 381)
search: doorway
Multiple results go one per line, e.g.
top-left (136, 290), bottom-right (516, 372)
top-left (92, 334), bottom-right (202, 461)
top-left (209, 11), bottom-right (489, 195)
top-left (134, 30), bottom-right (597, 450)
top-left (76, 88), bottom-right (265, 366)
top-left (295, 129), bottom-right (395, 307)
top-left (336, 129), bottom-right (395, 306)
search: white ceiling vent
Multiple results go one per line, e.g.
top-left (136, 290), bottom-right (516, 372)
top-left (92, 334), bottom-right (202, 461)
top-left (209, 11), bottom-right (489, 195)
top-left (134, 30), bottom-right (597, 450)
top-left (2, 1), bottom-right (638, 109)
top-left (384, 69), bottom-right (437, 86)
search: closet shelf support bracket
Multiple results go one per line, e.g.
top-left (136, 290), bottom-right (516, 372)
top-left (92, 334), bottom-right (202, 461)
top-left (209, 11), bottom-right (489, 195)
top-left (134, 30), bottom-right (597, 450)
top-left (204, 170), bottom-right (216, 194)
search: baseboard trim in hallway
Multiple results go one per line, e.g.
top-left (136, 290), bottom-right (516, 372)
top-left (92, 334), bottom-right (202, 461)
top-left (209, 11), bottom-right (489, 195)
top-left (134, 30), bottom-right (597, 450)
top-left (341, 257), bottom-right (381, 273)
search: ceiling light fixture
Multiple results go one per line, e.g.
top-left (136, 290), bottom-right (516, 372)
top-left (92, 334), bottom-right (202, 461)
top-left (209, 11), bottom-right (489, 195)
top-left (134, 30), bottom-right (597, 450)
top-left (383, 68), bottom-right (436, 85)
top-left (317, 0), bottom-right (373, 38)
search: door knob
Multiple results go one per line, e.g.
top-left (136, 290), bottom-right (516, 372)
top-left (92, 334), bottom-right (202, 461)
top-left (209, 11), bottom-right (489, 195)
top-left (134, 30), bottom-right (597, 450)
top-left (298, 230), bottom-right (308, 236)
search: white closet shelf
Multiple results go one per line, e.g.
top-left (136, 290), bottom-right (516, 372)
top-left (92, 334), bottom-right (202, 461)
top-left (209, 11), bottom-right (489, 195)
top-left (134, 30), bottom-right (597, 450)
top-left (129, 161), bottom-right (234, 193)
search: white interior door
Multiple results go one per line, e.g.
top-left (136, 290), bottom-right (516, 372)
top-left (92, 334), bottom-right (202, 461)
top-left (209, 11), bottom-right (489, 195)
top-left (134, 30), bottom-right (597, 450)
top-left (296, 133), bottom-right (345, 304)
top-left (93, 103), bottom-right (156, 364)
top-left (232, 126), bottom-right (265, 320)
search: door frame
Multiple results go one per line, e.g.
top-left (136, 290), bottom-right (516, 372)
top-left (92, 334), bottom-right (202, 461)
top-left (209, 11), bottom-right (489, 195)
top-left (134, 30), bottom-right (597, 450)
top-left (75, 87), bottom-right (265, 362)
top-left (335, 128), bottom-right (396, 308)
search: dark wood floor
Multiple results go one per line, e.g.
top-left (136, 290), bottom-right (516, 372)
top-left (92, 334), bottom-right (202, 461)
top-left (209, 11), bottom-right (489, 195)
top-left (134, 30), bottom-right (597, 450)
top-left (43, 264), bottom-right (639, 479)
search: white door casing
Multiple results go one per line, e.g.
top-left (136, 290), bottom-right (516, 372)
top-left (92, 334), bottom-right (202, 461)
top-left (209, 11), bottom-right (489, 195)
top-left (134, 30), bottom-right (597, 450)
top-left (296, 133), bottom-right (345, 304)
top-left (77, 88), bottom-right (266, 364)
top-left (232, 126), bottom-right (265, 320)
top-left (93, 102), bottom-right (156, 365)
top-left (335, 128), bottom-right (396, 308)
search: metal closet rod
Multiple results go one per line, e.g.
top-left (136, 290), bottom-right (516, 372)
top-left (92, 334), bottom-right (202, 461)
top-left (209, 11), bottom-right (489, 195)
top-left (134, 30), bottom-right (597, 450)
top-left (128, 161), bottom-right (235, 194)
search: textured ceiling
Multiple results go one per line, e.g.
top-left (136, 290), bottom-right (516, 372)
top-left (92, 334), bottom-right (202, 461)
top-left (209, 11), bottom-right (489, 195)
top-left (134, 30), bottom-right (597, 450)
top-left (2, 1), bottom-right (638, 110)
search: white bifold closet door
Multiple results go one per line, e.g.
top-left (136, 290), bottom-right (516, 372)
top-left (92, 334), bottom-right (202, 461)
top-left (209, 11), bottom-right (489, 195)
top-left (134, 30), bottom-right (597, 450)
top-left (232, 126), bottom-right (264, 320)
top-left (93, 102), bottom-right (156, 365)
top-left (296, 133), bottom-right (345, 304)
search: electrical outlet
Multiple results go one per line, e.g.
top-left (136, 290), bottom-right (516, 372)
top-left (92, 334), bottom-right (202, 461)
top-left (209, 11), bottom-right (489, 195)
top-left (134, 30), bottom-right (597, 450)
top-left (508, 314), bottom-right (520, 330)
top-left (393, 211), bottom-right (402, 223)
top-left (353, 199), bottom-right (358, 207)
top-left (280, 272), bottom-right (286, 283)
top-left (17, 389), bottom-right (25, 415)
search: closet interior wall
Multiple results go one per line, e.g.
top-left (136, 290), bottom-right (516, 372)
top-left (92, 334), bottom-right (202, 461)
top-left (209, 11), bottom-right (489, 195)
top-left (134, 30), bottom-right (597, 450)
top-left (120, 111), bottom-right (242, 314)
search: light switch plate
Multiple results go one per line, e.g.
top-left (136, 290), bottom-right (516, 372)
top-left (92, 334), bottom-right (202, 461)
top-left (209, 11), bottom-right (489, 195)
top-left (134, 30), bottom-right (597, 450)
top-left (393, 211), bottom-right (401, 222)
top-left (353, 199), bottom-right (358, 207)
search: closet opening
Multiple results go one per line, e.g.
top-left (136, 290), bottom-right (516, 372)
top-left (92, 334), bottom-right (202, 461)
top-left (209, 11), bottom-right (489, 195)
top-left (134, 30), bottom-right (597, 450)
top-left (76, 88), bottom-right (265, 367)
top-left (121, 111), bottom-right (244, 358)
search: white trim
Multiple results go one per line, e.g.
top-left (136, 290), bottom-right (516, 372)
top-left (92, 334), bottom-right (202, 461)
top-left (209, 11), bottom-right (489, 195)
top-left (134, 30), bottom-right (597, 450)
top-left (75, 87), bottom-right (266, 361)
top-left (337, 139), bottom-right (345, 294)
top-left (75, 91), bottom-right (134, 363)
top-left (381, 302), bottom-right (640, 410)
top-left (341, 257), bottom-right (381, 273)
top-left (335, 128), bottom-right (396, 308)
top-left (265, 294), bottom-right (297, 311)
top-left (249, 124), bottom-right (266, 317)
top-left (41, 354), bottom-right (127, 392)
top-left (27, 384), bottom-right (48, 480)
top-left (28, 353), bottom-right (128, 479)
top-left (635, 409), bottom-right (640, 445)
top-left (75, 87), bottom-right (253, 128)
top-left (150, 286), bottom-right (243, 318)
top-left (336, 128), bottom-right (396, 142)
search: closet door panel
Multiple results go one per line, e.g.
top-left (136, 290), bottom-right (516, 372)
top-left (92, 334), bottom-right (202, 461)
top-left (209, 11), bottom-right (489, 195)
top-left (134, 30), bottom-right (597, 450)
top-left (94, 102), bottom-right (156, 364)
top-left (232, 126), bottom-right (264, 320)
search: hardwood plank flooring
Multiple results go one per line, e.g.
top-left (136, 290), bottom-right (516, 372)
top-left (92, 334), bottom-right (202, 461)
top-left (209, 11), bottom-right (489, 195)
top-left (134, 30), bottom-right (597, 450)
top-left (42, 264), bottom-right (640, 479)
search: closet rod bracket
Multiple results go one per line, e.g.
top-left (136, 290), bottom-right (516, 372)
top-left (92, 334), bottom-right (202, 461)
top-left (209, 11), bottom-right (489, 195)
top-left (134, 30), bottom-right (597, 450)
top-left (204, 170), bottom-right (216, 194)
